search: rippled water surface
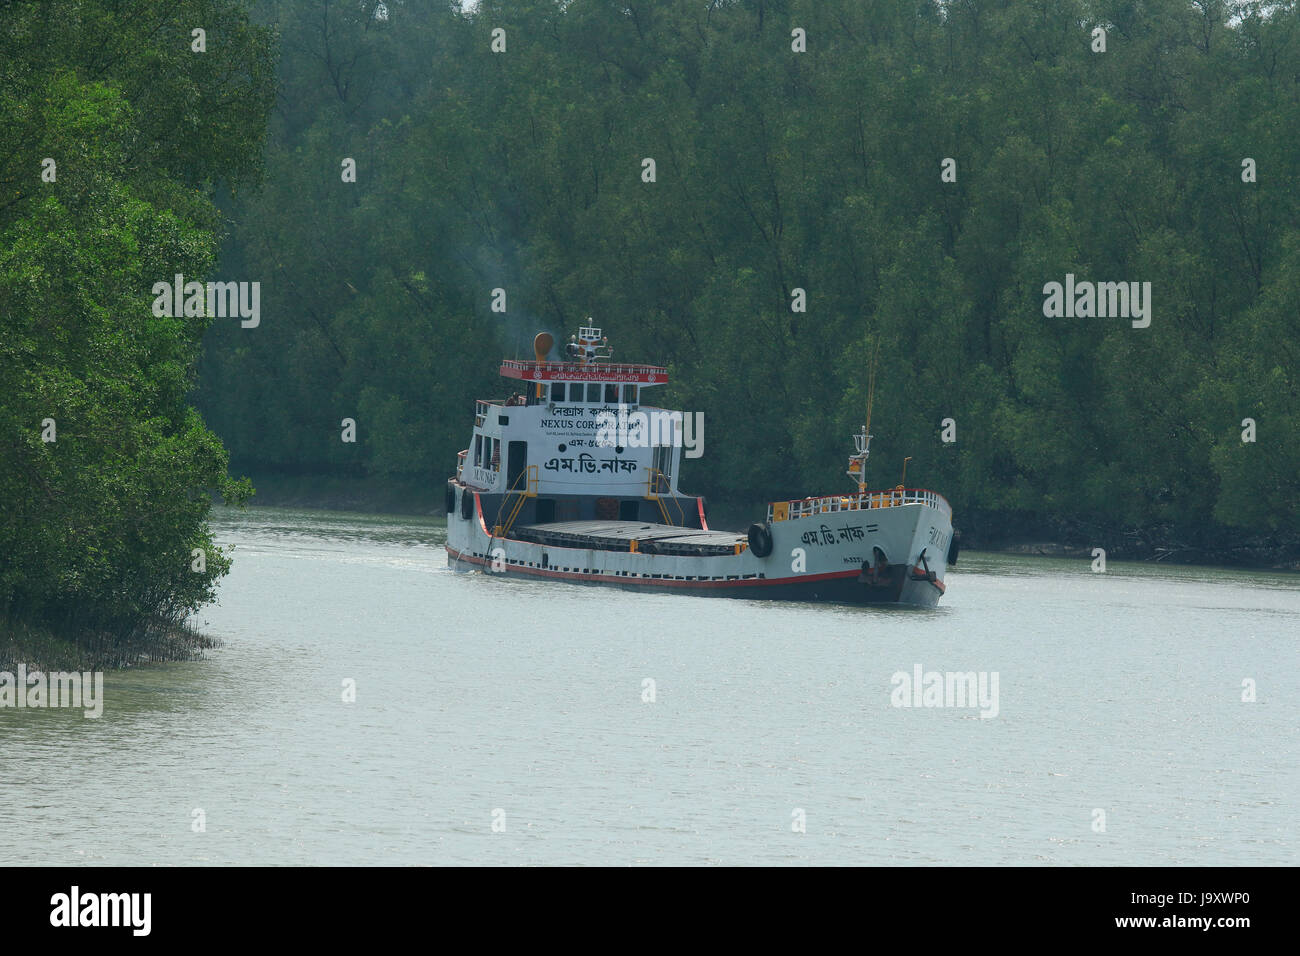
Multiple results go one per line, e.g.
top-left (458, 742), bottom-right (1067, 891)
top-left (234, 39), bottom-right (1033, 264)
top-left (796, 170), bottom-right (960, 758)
top-left (3, 506), bottom-right (1297, 865)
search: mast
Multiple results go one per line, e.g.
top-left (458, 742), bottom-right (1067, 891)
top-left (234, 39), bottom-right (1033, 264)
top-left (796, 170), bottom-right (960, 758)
top-left (847, 337), bottom-right (879, 492)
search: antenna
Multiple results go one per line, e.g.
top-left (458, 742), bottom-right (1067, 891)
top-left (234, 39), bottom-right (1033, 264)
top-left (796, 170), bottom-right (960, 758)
top-left (864, 335), bottom-right (879, 439)
top-left (847, 336), bottom-right (881, 493)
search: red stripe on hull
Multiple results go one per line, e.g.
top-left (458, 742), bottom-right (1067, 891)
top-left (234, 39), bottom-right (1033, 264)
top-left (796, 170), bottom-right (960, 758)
top-left (444, 545), bottom-right (940, 606)
top-left (446, 545), bottom-right (858, 589)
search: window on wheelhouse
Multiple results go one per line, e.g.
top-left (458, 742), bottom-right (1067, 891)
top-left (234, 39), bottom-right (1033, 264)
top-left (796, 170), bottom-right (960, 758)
top-left (551, 382), bottom-right (566, 402)
top-left (622, 384), bottom-right (638, 405)
top-left (586, 383), bottom-right (601, 403)
top-left (474, 434), bottom-right (483, 467)
top-left (604, 383), bottom-right (619, 404)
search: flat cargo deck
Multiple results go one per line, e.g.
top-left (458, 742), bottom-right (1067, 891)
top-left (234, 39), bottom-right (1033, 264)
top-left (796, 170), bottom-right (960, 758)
top-left (511, 520), bottom-right (746, 556)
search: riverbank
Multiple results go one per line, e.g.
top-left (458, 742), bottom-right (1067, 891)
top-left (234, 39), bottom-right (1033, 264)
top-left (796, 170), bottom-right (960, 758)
top-left (0, 616), bottom-right (218, 671)
top-left (231, 471), bottom-right (438, 515)
top-left (954, 511), bottom-right (1300, 572)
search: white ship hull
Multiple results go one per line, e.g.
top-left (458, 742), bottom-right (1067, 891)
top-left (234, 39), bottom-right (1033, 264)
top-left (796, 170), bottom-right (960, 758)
top-left (446, 485), bottom-right (952, 607)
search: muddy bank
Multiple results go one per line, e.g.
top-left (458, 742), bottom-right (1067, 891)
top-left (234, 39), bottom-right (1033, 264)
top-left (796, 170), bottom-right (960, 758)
top-left (0, 617), bottom-right (219, 671)
top-left (957, 512), bottom-right (1300, 571)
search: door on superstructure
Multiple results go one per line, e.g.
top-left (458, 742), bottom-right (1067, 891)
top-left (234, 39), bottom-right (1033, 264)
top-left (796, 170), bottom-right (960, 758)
top-left (651, 443), bottom-right (673, 492)
top-left (507, 441), bottom-right (528, 490)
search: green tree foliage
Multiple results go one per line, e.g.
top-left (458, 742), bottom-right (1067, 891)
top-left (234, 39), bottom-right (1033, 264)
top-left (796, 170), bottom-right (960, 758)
top-left (199, 0), bottom-right (1297, 553)
top-left (0, 1), bottom-right (274, 644)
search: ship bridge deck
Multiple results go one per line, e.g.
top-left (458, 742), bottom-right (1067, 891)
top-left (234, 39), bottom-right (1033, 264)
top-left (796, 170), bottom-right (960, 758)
top-left (511, 520), bottom-right (746, 557)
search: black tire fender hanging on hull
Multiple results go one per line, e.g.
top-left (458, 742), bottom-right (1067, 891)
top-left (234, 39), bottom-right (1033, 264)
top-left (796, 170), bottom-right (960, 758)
top-left (747, 521), bottom-right (773, 558)
top-left (459, 487), bottom-right (474, 520)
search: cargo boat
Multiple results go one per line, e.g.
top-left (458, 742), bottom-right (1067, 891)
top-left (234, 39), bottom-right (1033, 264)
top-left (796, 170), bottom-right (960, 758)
top-left (445, 326), bottom-right (956, 606)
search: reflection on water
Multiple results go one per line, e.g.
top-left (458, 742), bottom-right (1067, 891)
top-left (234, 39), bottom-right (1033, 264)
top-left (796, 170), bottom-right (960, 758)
top-left (2, 506), bottom-right (1296, 865)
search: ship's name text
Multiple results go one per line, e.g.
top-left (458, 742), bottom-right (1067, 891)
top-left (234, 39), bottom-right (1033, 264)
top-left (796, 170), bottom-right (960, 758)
top-left (544, 455), bottom-right (639, 474)
top-left (800, 524), bottom-right (876, 546)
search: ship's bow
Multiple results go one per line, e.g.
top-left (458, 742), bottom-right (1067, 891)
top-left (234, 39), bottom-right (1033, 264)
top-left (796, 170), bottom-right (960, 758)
top-left (765, 489), bottom-right (952, 606)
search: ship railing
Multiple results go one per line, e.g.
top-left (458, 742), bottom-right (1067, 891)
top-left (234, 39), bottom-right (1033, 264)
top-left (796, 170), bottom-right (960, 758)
top-left (456, 449), bottom-right (467, 481)
top-left (500, 359), bottom-right (668, 377)
top-left (767, 488), bottom-right (953, 523)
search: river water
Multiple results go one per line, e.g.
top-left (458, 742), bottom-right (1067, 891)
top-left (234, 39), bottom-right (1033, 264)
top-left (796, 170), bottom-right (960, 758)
top-left (3, 506), bottom-right (1296, 865)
